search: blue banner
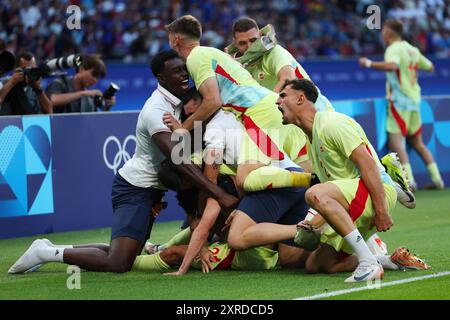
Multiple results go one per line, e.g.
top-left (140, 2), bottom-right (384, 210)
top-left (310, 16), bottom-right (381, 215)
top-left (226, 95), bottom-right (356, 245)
top-left (85, 58), bottom-right (450, 111)
top-left (1, 96), bottom-right (450, 239)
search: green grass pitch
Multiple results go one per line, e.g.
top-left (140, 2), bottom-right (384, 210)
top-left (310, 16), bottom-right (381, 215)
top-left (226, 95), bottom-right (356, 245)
top-left (1, 189), bottom-right (450, 300)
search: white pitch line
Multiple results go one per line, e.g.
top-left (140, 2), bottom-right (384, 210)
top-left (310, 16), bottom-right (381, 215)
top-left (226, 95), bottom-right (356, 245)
top-left (295, 271), bottom-right (450, 300)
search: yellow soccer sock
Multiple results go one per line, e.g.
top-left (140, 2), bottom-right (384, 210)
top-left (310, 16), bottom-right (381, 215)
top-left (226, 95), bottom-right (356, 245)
top-left (243, 166), bottom-right (311, 192)
top-left (404, 163), bottom-right (416, 185)
top-left (132, 253), bottom-right (171, 271)
top-left (427, 162), bottom-right (443, 184)
top-left (161, 227), bottom-right (191, 249)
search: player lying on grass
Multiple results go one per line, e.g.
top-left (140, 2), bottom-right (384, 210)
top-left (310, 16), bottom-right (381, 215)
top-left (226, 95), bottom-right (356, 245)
top-left (158, 90), bottom-right (310, 275)
top-left (161, 89), bottom-right (415, 276)
top-left (133, 167), bottom-right (299, 273)
top-left (8, 51), bottom-right (238, 275)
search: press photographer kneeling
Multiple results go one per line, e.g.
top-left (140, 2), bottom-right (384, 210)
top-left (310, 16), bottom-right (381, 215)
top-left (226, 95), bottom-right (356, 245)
top-left (46, 54), bottom-right (117, 113)
top-left (0, 51), bottom-right (53, 115)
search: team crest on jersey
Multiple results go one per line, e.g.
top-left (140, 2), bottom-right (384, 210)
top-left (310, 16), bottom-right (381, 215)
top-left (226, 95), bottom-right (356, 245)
top-left (258, 72), bottom-right (265, 80)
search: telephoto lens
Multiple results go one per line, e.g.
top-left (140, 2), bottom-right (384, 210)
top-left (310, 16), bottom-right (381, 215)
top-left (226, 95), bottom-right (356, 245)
top-left (46, 54), bottom-right (83, 72)
top-left (103, 82), bottom-right (120, 100)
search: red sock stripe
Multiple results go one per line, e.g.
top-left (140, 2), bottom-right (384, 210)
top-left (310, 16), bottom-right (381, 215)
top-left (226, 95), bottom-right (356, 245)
top-left (348, 179), bottom-right (369, 222)
top-left (215, 64), bottom-right (238, 84)
top-left (298, 144), bottom-right (307, 158)
top-left (390, 100), bottom-right (407, 136)
top-left (412, 126), bottom-right (422, 138)
top-left (242, 114), bottom-right (285, 160)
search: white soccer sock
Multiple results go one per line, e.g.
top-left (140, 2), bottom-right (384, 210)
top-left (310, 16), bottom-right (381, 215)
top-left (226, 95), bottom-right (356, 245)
top-left (344, 229), bottom-right (377, 265)
top-left (376, 255), bottom-right (399, 270)
top-left (39, 246), bottom-right (65, 263)
top-left (42, 239), bottom-right (73, 249)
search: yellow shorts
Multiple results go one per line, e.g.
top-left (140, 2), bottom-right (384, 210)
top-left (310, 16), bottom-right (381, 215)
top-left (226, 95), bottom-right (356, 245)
top-left (320, 179), bottom-right (397, 255)
top-left (387, 100), bottom-right (422, 137)
top-left (191, 242), bottom-right (279, 271)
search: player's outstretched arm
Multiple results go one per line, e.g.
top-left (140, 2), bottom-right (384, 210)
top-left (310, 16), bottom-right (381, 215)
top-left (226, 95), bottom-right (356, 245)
top-left (359, 57), bottom-right (398, 72)
top-left (181, 77), bottom-right (222, 131)
top-left (152, 131), bottom-right (238, 213)
top-left (350, 144), bottom-right (393, 232)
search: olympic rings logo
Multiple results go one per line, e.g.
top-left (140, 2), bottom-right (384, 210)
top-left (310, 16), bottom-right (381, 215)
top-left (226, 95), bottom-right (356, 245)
top-left (103, 135), bottom-right (137, 174)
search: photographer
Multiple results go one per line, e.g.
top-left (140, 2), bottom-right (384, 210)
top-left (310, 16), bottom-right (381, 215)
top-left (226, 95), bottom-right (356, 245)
top-left (46, 54), bottom-right (116, 113)
top-left (0, 52), bottom-right (53, 115)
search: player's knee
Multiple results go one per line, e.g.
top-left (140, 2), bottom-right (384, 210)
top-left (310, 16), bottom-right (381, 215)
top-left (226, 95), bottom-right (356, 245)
top-left (107, 256), bottom-right (134, 273)
top-left (305, 186), bottom-right (324, 209)
top-left (160, 247), bottom-right (182, 266)
top-left (227, 234), bottom-right (247, 251)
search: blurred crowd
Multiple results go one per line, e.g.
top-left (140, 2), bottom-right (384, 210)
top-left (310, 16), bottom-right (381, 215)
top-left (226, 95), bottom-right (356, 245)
top-left (1, 0), bottom-right (450, 63)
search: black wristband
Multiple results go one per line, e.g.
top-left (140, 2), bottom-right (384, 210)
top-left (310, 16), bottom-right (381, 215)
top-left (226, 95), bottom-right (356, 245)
top-left (310, 173), bottom-right (321, 186)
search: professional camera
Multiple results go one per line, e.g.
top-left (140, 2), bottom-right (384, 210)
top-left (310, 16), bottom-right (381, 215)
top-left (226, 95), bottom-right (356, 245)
top-left (23, 54), bottom-right (83, 82)
top-left (93, 82), bottom-right (120, 110)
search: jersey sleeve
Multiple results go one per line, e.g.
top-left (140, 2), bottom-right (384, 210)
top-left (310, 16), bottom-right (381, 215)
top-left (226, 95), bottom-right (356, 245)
top-left (186, 48), bottom-right (216, 89)
top-left (265, 46), bottom-right (295, 77)
top-left (143, 104), bottom-right (172, 136)
top-left (384, 46), bottom-right (401, 66)
top-left (417, 52), bottom-right (433, 71)
top-left (204, 117), bottom-right (226, 150)
top-left (325, 117), bottom-right (365, 159)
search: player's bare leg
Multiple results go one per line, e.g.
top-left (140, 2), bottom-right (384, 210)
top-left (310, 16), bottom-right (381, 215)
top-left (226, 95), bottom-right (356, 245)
top-left (305, 182), bottom-right (383, 283)
top-left (407, 133), bottom-right (444, 189)
top-left (62, 237), bottom-right (141, 273)
top-left (277, 244), bottom-right (310, 269)
top-left (236, 161), bottom-right (265, 189)
top-left (227, 211), bottom-right (297, 251)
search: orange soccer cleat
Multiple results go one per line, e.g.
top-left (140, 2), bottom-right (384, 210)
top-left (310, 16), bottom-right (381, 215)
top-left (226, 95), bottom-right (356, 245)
top-left (390, 247), bottom-right (431, 271)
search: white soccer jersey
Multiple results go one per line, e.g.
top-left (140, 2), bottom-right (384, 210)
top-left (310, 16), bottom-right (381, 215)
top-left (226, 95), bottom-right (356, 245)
top-left (119, 84), bottom-right (182, 188)
top-left (203, 110), bottom-right (243, 167)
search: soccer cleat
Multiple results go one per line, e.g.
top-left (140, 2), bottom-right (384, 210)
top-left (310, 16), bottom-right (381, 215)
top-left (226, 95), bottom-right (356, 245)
top-left (382, 153), bottom-right (416, 209)
top-left (294, 221), bottom-right (321, 251)
top-left (393, 183), bottom-right (416, 209)
top-left (381, 153), bottom-right (410, 191)
top-left (390, 247), bottom-right (431, 271)
top-left (345, 262), bottom-right (384, 283)
top-left (8, 239), bottom-right (48, 274)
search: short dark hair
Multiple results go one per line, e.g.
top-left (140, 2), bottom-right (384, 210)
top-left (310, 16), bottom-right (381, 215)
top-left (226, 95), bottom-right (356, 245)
top-left (150, 50), bottom-right (180, 77)
top-left (232, 17), bottom-right (258, 35)
top-left (165, 15), bottom-right (202, 40)
top-left (384, 19), bottom-right (403, 37)
top-left (181, 87), bottom-right (202, 105)
top-left (281, 79), bottom-right (319, 103)
top-left (81, 54), bottom-right (106, 78)
top-left (15, 51), bottom-right (34, 67)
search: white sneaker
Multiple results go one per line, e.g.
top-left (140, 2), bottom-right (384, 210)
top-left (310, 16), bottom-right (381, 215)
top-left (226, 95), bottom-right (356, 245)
top-left (8, 239), bottom-right (49, 274)
top-left (344, 262), bottom-right (384, 283)
top-left (394, 183), bottom-right (416, 209)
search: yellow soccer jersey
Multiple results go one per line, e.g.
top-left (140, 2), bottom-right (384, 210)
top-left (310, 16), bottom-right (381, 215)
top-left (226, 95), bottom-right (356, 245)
top-left (385, 40), bottom-right (433, 109)
top-left (308, 112), bottom-right (391, 184)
